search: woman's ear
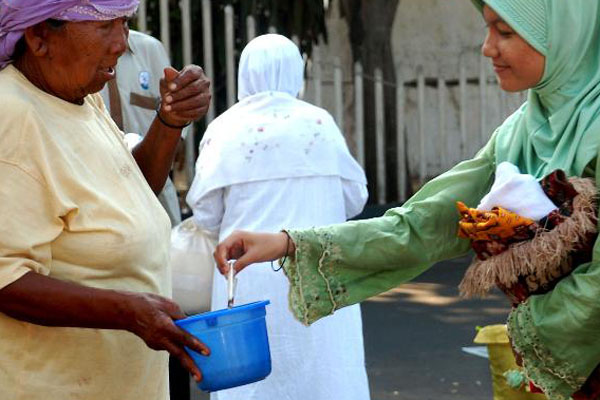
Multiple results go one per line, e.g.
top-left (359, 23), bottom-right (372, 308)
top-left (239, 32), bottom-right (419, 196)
top-left (22, 24), bottom-right (50, 57)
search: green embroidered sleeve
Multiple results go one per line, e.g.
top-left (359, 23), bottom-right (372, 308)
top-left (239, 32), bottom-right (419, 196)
top-left (504, 156), bottom-right (600, 400)
top-left (283, 135), bottom-right (600, 400)
top-left (500, 157), bottom-right (600, 400)
top-left (508, 298), bottom-right (589, 400)
top-left (283, 135), bottom-right (497, 325)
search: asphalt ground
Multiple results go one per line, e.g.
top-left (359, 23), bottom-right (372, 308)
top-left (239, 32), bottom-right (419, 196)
top-left (362, 255), bottom-right (510, 400)
top-left (357, 204), bottom-right (511, 400)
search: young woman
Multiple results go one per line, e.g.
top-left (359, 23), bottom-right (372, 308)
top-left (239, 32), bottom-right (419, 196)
top-left (215, 1), bottom-right (600, 399)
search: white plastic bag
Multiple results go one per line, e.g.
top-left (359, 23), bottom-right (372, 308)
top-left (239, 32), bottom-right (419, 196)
top-left (170, 217), bottom-right (217, 314)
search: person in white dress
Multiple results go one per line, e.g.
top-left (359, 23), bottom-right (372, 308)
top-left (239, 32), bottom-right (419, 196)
top-left (187, 34), bottom-right (371, 400)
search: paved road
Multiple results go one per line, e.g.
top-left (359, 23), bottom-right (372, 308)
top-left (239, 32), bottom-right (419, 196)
top-left (362, 255), bottom-right (510, 400)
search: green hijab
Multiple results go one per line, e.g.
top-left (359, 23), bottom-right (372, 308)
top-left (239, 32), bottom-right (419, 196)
top-left (473, 0), bottom-right (600, 178)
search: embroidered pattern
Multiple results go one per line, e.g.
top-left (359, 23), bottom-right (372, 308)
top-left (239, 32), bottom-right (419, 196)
top-left (508, 301), bottom-right (588, 400)
top-left (284, 229), bottom-right (349, 325)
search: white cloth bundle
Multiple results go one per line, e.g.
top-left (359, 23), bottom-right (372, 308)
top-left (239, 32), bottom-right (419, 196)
top-left (477, 162), bottom-right (557, 220)
top-left (170, 217), bottom-right (217, 314)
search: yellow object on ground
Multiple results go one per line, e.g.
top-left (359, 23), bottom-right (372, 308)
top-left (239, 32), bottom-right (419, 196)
top-left (474, 325), bottom-right (547, 400)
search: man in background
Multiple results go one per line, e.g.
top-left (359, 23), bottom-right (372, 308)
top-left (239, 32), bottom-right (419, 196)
top-left (101, 29), bottom-right (195, 400)
top-left (101, 29), bottom-right (189, 226)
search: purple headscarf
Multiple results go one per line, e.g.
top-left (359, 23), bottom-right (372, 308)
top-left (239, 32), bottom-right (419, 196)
top-left (0, 0), bottom-right (139, 69)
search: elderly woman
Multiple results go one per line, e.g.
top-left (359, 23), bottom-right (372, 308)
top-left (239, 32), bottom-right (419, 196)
top-left (0, 1), bottom-right (211, 399)
top-left (216, 1), bottom-right (600, 399)
top-left (187, 34), bottom-right (370, 400)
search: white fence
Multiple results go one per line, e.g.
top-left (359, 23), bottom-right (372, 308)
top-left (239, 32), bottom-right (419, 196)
top-left (140, 0), bottom-right (526, 204)
top-left (303, 53), bottom-right (527, 203)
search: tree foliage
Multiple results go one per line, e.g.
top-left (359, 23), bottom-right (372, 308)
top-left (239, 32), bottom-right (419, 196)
top-left (339, 0), bottom-right (403, 201)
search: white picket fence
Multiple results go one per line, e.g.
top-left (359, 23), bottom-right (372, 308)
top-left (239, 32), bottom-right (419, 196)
top-left (140, 0), bottom-right (527, 204)
top-left (303, 53), bottom-right (527, 203)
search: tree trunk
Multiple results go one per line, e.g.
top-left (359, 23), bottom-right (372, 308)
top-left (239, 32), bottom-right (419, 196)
top-left (339, 0), bottom-right (404, 203)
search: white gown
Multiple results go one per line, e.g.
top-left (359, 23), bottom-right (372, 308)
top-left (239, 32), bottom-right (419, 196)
top-left (187, 34), bottom-right (371, 400)
top-left (190, 177), bottom-right (370, 400)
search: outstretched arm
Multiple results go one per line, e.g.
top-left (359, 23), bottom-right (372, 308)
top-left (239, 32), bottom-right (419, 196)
top-left (215, 134), bottom-right (498, 325)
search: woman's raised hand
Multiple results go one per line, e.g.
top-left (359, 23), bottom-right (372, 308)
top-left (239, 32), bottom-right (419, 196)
top-left (159, 65), bottom-right (211, 127)
top-left (214, 231), bottom-right (295, 275)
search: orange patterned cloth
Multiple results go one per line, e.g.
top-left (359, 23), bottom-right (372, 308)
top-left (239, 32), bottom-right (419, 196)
top-left (456, 202), bottom-right (536, 242)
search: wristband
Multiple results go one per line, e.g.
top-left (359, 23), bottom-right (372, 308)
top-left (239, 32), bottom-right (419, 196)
top-left (155, 102), bottom-right (191, 129)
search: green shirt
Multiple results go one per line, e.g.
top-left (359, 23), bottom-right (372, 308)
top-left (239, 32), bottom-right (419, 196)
top-left (284, 1), bottom-right (600, 398)
top-left (284, 129), bottom-right (600, 400)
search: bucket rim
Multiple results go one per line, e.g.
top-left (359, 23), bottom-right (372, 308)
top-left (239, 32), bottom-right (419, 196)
top-left (175, 300), bottom-right (270, 327)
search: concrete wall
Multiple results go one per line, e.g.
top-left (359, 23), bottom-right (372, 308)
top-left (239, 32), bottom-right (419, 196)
top-left (392, 0), bottom-right (483, 79)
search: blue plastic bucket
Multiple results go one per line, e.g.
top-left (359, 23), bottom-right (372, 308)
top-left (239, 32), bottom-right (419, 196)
top-left (175, 300), bottom-right (271, 392)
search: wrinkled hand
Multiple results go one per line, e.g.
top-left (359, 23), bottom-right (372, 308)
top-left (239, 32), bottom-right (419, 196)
top-left (214, 231), bottom-right (294, 275)
top-left (158, 65), bottom-right (211, 127)
top-left (125, 292), bottom-right (210, 382)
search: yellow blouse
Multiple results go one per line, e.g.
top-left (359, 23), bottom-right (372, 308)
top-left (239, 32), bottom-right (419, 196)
top-left (0, 65), bottom-right (172, 400)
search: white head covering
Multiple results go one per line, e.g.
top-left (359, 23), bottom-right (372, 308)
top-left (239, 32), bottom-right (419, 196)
top-left (237, 34), bottom-right (304, 100)
top-left (477, 162), bottom-right (557, 221)
top-left (187, 34), bottom-right (366, 203)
